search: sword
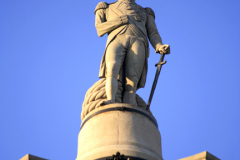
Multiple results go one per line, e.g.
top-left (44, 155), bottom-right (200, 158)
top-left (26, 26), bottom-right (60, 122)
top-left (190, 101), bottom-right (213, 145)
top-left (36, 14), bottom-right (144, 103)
top-left (146, 52), bottom-right (167, 110)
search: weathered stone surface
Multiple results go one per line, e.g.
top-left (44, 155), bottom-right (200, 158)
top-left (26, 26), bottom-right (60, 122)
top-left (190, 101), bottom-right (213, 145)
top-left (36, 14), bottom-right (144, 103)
top-left (20, 154), bottom-right (47, 160)
top-left (76, 103), bottom-right (163, 160)
top-left (178, 151), bottom-right (220, 160)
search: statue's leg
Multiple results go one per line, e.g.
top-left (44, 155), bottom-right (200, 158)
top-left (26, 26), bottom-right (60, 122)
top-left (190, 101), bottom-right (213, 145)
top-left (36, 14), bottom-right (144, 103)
top-left (104, 36), bottom-right (126, 104)
top-left (123, 37), bottom-right (145, 106)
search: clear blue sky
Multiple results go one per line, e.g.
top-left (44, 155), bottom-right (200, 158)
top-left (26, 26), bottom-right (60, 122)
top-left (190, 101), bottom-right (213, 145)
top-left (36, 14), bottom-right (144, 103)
top-left (0, 0), bottom-right (239, 160)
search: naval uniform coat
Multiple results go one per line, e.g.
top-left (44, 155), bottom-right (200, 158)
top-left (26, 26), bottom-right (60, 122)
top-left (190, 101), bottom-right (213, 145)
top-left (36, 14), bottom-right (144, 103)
top-left (95, 0), bottom-right (163, 89)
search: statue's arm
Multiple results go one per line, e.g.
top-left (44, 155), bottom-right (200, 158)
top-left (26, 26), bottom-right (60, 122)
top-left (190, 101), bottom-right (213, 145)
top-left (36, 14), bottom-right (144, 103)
top-left (146, 8), bottom-right (163, 52)
top-left (146, 8), bottom-right (170, 54)
top-left (95, 7), bottom-right (128, 37)
top-left (94, 2), bottom-right (128, 37)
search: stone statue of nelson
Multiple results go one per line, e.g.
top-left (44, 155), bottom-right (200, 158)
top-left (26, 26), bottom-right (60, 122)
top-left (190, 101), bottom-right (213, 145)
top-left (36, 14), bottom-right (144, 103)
top-left (95, 0), bottom-right (170, 106)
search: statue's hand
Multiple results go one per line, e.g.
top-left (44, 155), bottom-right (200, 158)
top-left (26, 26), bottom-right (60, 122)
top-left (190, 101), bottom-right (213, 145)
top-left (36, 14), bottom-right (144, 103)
top-left (119, 15), bottom-right (129, 25)
top-left (156, 44), bottom-right (170, 54)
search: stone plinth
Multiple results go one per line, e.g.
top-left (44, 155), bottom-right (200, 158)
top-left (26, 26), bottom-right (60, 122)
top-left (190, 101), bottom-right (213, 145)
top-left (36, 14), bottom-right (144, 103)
top-left (20, 154), bottom-right (47, 160)
top-left (179, 151), bottom-right (220, 160)
top-left (76, 103), bottom-right (163, 160)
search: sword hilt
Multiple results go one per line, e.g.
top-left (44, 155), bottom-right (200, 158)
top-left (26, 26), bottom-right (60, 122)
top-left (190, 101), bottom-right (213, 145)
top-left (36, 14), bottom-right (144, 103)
top-left (155, 60), bottom-right (167, 67)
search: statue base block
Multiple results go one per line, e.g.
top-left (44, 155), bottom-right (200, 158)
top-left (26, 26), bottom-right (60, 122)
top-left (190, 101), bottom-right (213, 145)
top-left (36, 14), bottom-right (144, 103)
top-left (76, 103), bottom-right (163, 160)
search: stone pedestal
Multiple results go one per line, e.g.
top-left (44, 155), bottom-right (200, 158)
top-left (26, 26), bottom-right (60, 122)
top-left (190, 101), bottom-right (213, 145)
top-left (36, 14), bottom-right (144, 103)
top-left (20, 154), bottom-right (47, 160)
top-left (76, 103), bottom-right (163, 160)
top-left (179, 151), bottom-right (220, 160)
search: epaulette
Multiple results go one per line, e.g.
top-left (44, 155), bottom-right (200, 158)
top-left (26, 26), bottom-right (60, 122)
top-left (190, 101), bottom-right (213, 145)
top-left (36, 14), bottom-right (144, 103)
top-left (94, 2), bottom-right (108, 15)
top-left (145, 7), bottom-right (155, 19)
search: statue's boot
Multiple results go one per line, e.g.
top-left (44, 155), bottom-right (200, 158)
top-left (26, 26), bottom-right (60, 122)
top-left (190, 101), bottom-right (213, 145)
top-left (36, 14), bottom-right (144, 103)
top-left (100, 100), bottom-right (115, 106)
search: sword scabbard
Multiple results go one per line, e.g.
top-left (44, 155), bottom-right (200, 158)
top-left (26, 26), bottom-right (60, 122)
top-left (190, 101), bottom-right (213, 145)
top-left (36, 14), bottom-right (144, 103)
top-left (146, 53), bottom-right (167, 110)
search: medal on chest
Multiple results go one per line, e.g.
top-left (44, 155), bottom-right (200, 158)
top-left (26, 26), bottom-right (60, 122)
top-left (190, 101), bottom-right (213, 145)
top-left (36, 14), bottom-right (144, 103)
top-left (122, 2), bottom-right (146, 22)
top-left (135, 10), bottom-right (146, 22)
